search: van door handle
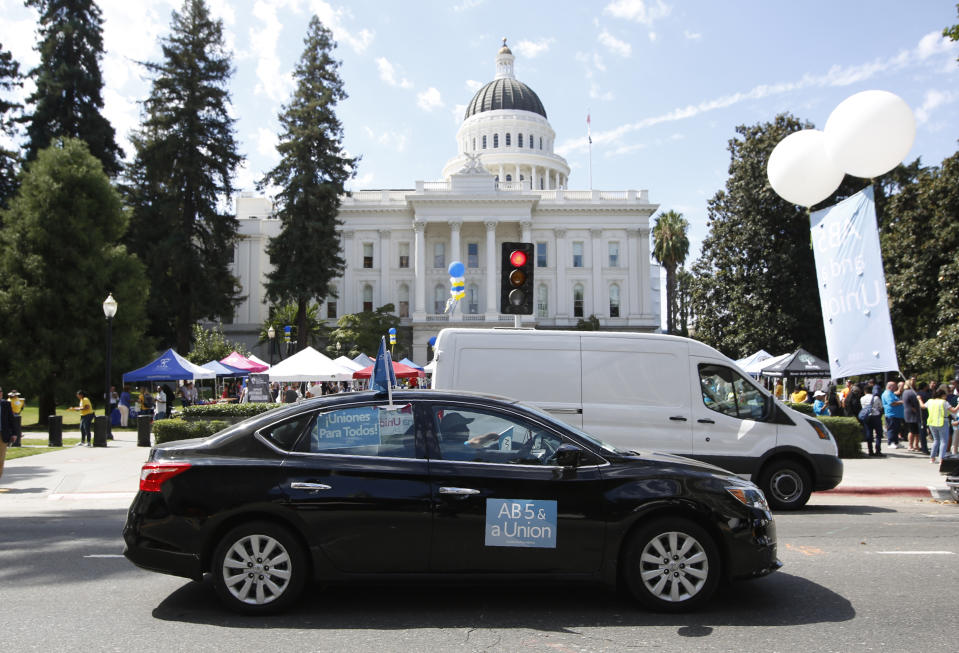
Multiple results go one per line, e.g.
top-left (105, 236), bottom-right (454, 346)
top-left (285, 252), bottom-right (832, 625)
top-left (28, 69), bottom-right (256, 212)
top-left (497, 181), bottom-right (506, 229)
top-left (548, 408), bottom-right (583, 415)
top-left (669, 416), bottom-right (688, 422)
top-left (290, 482), bottom-right (332, 491)
top-left (698, 418), bottom-right (715, 424)
top-left (439, 487), bottom-right (480, 496)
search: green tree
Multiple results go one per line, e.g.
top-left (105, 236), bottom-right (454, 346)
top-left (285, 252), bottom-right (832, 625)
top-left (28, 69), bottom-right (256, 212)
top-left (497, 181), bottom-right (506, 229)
top-left (0, 138), bottom-right (148, 423)
top-left (575, 315), bottom-right (600, 330)
top-left (652, 210), bottom-right (689, 335)
top-left (328, 305), bottom-right (400, 359)
top-left (259, 302), bottom-right (329, 361)
top-left (260, 16), bottom-right (357, 354)
top-left (676, 266), bottom-right (693, 338)
top-left (691, 114), bottom-right (825, 359)
top-left (124, 0), bottom-right (243, 353)
top-left (0, 43), bottom-right (23, 209)
top-left (185, 323), bottom-right (249, 364)
top-left (23, 0), bottom-right (122, 176)
top-left (945, 4), bottom-right (959, 59)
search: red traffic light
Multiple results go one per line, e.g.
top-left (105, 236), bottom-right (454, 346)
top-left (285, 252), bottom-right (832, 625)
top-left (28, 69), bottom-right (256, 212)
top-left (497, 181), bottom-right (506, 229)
top-left (509, 250), bottom-right (527, 267)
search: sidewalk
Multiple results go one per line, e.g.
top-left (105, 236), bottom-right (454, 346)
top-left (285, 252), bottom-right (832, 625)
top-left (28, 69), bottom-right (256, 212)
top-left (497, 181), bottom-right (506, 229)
top-left (0, 430), bottom-right (954, 506)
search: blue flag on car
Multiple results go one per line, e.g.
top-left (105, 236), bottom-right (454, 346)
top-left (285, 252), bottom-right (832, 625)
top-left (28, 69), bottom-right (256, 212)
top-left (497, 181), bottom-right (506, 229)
top-left (371, 336), bottom-right (396, 394)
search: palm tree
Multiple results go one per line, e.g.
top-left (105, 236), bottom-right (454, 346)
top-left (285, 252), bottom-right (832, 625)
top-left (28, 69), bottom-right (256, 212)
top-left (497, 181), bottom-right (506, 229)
top-left (652, 210), bottom-right (690, 335)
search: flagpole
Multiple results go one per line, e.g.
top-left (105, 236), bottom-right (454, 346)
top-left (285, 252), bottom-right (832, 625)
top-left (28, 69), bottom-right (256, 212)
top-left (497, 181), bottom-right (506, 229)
top-left (587, 111), bottom-right (593, 190)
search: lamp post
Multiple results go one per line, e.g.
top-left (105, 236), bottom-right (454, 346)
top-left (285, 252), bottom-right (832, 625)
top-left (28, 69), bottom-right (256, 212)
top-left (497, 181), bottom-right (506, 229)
top-left (102, 293), bottom-right (117, 439)
top-left (283, 325), bottom-right (292, 359)
top-left (267, 326), bottom-right (275, 366)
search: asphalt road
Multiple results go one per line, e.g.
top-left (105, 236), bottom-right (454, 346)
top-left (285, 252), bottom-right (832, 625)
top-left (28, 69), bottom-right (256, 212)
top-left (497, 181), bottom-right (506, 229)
top-left (0, 494), bottom-right (956, 653)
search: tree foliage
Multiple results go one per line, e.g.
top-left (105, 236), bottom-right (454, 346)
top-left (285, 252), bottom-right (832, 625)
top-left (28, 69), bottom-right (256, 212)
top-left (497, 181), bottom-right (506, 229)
top-left (260, 16), bottom-right (357, 353)
top-left (259, 302), bottom-right (329, 361)
top-left (123, 0), bottom-right (243, 353)
top-left (23, 0), bottom-right (122, 176)
top-left (0, 139), bottom-right (148, 422)
top-left (328, 305), bottom-right (401, 359)
top-left (185, 323), bottom-right (249, 364)
top-left (652, 210), bottom-right (689, 334)
top-left (0, 43), bottom-right (23, 209)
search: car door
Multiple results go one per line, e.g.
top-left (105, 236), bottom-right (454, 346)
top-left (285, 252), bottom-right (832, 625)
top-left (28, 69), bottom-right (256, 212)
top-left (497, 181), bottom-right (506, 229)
top-left (276, 400), bottom-right (433, 573)
top-left (425, 402), bottom-right (606, 574)
top-left (691, 360), bottom-right (778, 472)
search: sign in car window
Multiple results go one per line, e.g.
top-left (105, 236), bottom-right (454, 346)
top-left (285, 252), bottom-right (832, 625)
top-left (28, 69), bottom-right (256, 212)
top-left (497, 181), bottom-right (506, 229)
top-left (311, 404), bottom-right (414, 451)
top-left (485, 498), bottom-right (557, 548)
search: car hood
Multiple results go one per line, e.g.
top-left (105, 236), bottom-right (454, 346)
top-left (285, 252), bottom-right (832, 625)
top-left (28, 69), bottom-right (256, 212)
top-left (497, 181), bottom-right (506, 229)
top-left (940, 454), bottom-right (959, 477)
top-left (614, 449), bottom-right (738, 477)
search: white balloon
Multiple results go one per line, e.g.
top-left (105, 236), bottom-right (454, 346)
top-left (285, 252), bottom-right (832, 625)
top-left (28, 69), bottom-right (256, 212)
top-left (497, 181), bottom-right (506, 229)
top-left (824, 90), bottom-right (916, 179)
top-left (767, 129), bottom-right (845, 207)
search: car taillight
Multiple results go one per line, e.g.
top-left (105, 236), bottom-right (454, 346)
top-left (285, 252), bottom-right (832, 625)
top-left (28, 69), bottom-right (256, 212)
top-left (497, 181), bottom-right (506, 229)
top-left (139, 462), bottom-right (191, 492)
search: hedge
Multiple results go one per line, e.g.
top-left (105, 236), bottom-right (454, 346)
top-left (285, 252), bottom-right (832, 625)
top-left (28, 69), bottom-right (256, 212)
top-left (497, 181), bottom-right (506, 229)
top-left (786, 402), bottom-right (862, 458)
top-left (180, 402), bottom-right (279, 422)
top-left (153, 419), bottom-right (230, 444)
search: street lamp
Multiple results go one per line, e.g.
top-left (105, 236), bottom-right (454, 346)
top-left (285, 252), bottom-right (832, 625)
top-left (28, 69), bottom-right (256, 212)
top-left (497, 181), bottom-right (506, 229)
top-left (103, 293), bottom-right (118, 440)
top-left (283, 325), bottom-right (292, 359)
top-left (267, 326), bottom-right (275, 366)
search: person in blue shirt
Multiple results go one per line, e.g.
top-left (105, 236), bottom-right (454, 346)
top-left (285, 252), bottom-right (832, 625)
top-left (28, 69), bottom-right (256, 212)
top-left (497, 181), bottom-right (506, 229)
top-left (812, 390), bottom-right (829, 416)
top-left (881, 381), bottom-right (904, 449)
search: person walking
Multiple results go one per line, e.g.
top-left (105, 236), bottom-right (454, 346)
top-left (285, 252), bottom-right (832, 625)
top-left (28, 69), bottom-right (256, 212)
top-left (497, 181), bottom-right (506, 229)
top-left (0, 386), bottom-right (16, 479)
top-left (925, 388), bottom-right (952, 464)
top-left (118, 386), bottom-right (132, 427)
top-left (69, 390), bottom-right (95, 446)
top-left (881, 381), bottom-right (904, 449)
top-left (901, 379), bottom-right (922, 452)
top-left (862, 383), bottom-right (884, 457)
top-left (154, 386), bottom-right (167, 420)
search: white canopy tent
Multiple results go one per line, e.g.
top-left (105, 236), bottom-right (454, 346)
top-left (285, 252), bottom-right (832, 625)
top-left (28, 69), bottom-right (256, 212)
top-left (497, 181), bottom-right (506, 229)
top-left (247, 353), bottom-right (270, 369)
top-left (353, 353), bottom-right (374, 368)
top-left (267, 346), bottom-right (355, 382)
top-left (333, 355), bottom-right (365, 372)
top-left (735, 349), bottom-right (772, 370)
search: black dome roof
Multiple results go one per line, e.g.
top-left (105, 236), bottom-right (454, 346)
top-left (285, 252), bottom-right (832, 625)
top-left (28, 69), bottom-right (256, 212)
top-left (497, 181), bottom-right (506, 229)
top-left (464, 78), bottom-right (547, 119)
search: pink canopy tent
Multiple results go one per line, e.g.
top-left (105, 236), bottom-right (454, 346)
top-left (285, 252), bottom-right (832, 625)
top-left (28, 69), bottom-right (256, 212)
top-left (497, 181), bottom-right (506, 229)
top-left (220, 351), bottom-right (269, 373)
top-left (353, 360), bottom-right (425, 380)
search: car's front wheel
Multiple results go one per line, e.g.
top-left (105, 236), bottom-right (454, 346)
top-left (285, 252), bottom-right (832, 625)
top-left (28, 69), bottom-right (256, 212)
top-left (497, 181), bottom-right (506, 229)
top-left (623, 517), bottom-right (720, 612)
top-left (211, 521), bottom-right (307, 614)
top-left (759, 460), bottom-right (811, 510)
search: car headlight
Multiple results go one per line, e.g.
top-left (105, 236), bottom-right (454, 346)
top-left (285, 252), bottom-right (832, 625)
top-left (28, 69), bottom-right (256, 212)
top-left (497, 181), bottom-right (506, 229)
top-left (726, 485), bottom-right (770, 511)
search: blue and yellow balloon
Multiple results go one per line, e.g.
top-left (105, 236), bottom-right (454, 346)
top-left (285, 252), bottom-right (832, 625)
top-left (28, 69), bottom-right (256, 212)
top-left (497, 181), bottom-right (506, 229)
top-left (445, 261), bottom-right (465, 313)
top-left (388, 327), bottom-right (397, 353)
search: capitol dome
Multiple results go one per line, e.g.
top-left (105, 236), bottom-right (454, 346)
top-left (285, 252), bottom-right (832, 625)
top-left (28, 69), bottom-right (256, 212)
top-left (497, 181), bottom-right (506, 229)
top-left (464, 78), bottom-right (547, 119)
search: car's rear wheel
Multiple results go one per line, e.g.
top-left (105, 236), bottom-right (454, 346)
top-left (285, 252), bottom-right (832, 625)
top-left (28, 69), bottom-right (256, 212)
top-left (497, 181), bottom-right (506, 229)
top-left (623, 517), bottom-right (720, 612)
top-left (212, 521), bottom-right (307, 614)
top-left (759, 460), bottom-right (812, 510)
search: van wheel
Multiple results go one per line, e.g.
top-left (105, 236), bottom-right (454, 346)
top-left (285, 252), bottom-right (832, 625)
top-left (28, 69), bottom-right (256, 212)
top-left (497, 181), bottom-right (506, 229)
top-left (759, 461), bottom-right (811, 510)
top-left (622, 517), bottom-right (720, 612)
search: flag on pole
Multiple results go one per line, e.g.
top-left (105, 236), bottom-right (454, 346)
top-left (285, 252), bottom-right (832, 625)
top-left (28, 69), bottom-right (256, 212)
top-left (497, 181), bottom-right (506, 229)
top-left (371, 336), bottom-right (396, 400)
top-left (587, 112), bottom-right (592, 144)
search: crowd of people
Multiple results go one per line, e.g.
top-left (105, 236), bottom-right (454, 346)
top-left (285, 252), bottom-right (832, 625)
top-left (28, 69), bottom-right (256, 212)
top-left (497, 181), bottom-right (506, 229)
top-left (787, 377), bottom-right (959, 463)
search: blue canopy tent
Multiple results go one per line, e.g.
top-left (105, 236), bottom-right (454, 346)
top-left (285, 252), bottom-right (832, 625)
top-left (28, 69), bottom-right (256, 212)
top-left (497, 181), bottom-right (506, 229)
top-left (398, 357), bottom-right (425, 371)
top-left (201, 360), bottom-right (249, 378)
top-left (123, 348), bottom-right (216, 383)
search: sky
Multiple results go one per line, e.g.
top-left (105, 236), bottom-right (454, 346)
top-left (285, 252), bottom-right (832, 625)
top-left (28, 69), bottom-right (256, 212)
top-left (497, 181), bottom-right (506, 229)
top-left (1, 0), bottom-right (957, 270)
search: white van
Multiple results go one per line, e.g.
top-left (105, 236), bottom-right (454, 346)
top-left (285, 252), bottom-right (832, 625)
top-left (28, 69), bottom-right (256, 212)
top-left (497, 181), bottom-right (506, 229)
top-left (430, 328), bottom-right (842, 510)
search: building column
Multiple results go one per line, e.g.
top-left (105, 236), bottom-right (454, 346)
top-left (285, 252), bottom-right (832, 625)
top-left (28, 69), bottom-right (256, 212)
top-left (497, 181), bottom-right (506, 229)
top-left (413, 221), bottom-right (426, 318)
top-left (379, 228), bottom-right (391, 308)
top-left (639, 226), bottom-right (652, 316)
top-left (591, 228), bottom-right (603, 319)
top-left (342, 230), bottom-right (354, 314)
top-left (627, 227), bottom-right (642, 319)
top-left (520, 220), bottom-right (532, 244)
top-left (498, 165), bottom-right (505, 182)
top-left (485, 220), bottom-right (498, 319)
top-left (532, 166), bottom-right (538, 191)
top-left (554, 228), bottom-right (568, 318)
top-left (448, 220), bottom-right (461, 269)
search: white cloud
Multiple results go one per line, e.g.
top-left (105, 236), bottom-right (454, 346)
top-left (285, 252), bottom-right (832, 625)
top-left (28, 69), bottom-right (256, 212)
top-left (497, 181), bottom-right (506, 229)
top-left (603, 0), bottom-right (671, 25)
top-left (513, 38), bottom-right (554, 59)
top-left (917, 30), bottom-right (954, 59)
top-left (348, 172), bottom-right (375, 189)
top-left (376, 57), bottom-right (412, 89)
top-left (589, 83), bottom-right (614, 101)
top-left (256, 127), bottom-right (279, 158)
top-left (452, 0), bottom-right (485, 11)
top-left (417, 87), bottom-right (444, 111)
top-left (466, 79), bottom-right (483, 91)
top-left (648, 31), bottom-right (657, 42)
top-left (452, 104), bottom-right (467, 123)
top-left (598, 30), bottom-right (631, 57)
top-left (309, 0), bottom-right (374, 53)
top-left (364, 126), bottom-right (409, 152)
top-left (251, 0), bottom-right (294, 102)
top-left (915, 89), bottom-right (956, 123)
top-left (684, 30), bottom-right (701, 40)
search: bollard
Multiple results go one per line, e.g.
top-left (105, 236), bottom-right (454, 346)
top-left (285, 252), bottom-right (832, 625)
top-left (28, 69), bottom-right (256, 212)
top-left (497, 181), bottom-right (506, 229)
top-left (93, 415), bottom-right (108, 447)
top-left (137, 414), bottom-right (152, 447)
top-left (11, 414), bottom-right (21, 447)
top-left (48, 415), bottom-right (63, 447)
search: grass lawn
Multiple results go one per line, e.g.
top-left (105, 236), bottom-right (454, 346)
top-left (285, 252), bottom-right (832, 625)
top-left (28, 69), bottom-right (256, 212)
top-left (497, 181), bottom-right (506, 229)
top-left (5, 437), bottom-right (82, 460)
top-left (18, 400), bottom-right (136, 432)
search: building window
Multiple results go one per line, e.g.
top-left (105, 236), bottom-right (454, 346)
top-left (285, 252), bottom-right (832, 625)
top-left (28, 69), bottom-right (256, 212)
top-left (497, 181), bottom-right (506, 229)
top-left (398, 284), bottom-right (409, 318)
top-left (434, 242), bottom-right (445, 268)
top-left (518, 133), bottom-right (523, 148)
top-left (572, 241), bottom-right (584, 267)
top-left (472, 137), bottom-right (476, 151)
top-left (434, 284), bottom-right (446, 313)
top-left (506, 174), bottom-right (512, 182)
top-left (529, 134), bottom-right (534, 149)
top-left (573, 284), bottom-right (584, 318)
top-left (493, 133), bottom-right (499, 148)
top-left (363, 242), bottom-right (374, 268)
top-left (537, 284), bottom-right (548, 318)
top-left (398, 242), bottom-right (410, 268)
top-left (467, 242), bottom-right (479, 268)
top-left (536, 242), bottom-right (547, 267)
top-left (363, 284), bottom-right (373, 312)
top-left (539, 137), bottom-right (543, 150)
top-left (482, 135), bottom-right (487, 149)
top-left (505, 133), bottom-right (511, 146)
top-left (327, 301), bottom-right (337, 319)
top-left (467, 284), bottom-right (479, 314)
top-left (608, 241), bottom-right (619, 267)
top-left (540, 178), bottom-right (544, 190)
top-left (609, 284), bottom-right (620, 318)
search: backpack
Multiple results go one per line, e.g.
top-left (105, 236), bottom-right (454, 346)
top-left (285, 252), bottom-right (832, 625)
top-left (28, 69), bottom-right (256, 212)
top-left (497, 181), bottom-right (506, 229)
top-left (857, 403), bottom-right (871, 423)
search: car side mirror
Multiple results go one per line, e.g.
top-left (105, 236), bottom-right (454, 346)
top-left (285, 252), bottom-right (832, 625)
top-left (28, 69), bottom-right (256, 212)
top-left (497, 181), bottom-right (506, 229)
top-left (553, 443), bottom-right (583, 468)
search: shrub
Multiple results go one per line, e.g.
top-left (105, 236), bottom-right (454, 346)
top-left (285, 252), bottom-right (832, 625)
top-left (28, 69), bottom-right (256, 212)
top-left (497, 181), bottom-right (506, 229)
top-left (819, 416), bottom-right (863, 458)
top-left (180, 402), bottom-right (279, 423)
top-left (153, 419), bottom-right (230, 444)
top-left (786, 401), bottom-right (814, 415)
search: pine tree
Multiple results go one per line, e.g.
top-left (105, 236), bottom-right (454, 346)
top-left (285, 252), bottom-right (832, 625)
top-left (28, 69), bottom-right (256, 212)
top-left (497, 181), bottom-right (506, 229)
top-left (23, 0), bottom-right (122, 176)
top-left (124, 0), bottom-right (243, 353)
top-left (0, 43), bottom-right (23, 209)
top-left (260, 16), bottom-right (357, 353)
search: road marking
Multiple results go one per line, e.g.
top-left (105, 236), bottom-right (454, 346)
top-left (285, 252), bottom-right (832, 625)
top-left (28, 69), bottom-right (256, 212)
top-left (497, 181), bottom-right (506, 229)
top-left (784, 543), bottom-right (824, 556)
top-left (48, 492), bottom-right (136, 501)
top-left (873, 551), bottom-right (955, 555)
top-left (84, 554), bottom-right (125, 558)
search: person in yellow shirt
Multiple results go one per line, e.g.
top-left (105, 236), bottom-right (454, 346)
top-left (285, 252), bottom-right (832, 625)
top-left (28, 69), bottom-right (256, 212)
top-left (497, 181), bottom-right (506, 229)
top-left (69, 390), bottom-right (95, 446)
top-left (790, 386), bottom-right (808, 403)
top-left (8, 390), bottom-right (24, 415)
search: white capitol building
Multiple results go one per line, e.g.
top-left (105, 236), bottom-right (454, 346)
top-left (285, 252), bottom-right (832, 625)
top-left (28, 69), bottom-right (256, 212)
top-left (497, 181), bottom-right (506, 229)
top-left (228, 40), bottom-right (661, 363)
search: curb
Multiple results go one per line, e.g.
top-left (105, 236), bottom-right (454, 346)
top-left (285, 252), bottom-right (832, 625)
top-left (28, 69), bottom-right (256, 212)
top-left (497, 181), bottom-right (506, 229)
top-left (825, 486), bottom-right (954, 500)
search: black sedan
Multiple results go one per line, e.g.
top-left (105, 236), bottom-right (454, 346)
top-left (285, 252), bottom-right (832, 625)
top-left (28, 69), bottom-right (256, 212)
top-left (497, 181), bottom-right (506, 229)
top-left (123, 390), bottom-right (780, 614)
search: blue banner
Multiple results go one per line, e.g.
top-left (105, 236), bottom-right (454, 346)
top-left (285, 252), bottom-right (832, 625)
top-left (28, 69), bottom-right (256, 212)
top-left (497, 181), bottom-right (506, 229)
top-left (485, 499), bottom-right (557, 548)
top-left (810, 186), bottom-right (899, 378)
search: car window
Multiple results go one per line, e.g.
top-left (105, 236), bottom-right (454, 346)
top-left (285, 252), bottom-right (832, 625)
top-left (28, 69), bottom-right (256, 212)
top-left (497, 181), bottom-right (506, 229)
top-left (259, 413), bottom-right (313, 451)
top-left (432, 406), bottom-right (566, 465)
top-left (699, 364), bottom-right (767, 420)
top-left (299, 403), bottom-right (417, 458)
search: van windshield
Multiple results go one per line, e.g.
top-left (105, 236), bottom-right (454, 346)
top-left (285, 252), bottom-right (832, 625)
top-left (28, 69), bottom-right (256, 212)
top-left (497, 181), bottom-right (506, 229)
top-left (515, 400), bottom-right (634, 455)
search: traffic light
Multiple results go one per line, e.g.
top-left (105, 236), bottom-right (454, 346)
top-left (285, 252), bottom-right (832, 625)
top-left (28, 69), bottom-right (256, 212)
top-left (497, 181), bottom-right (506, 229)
top-left (500, 242), bottom-right (534, 314)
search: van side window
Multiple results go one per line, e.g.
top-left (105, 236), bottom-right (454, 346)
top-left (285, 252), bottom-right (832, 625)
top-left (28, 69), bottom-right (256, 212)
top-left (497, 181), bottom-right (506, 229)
top-left (698, 364), bottom-right (767, 421)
